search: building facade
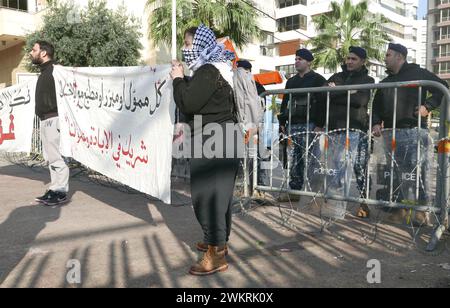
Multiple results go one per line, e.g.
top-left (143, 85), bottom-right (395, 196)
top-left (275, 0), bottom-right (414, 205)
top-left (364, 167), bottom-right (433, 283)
top-left (427, 0), bottom-right (450, 84)
top-left (0, 0), bottom-right (48, 87)
top-left (0, 0), bottom-right (154, 87)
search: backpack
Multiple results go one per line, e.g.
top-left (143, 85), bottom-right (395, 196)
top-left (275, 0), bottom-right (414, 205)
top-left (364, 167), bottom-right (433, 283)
top-left (232, 67), bottom-right (265, 133)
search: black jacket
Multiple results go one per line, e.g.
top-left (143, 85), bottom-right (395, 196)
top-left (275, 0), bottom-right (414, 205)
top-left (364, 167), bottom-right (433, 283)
top-left (373, 62), bottom-right (448, 129)
top-left (278, 70), bottom-right (326, 126)
top-left (255, 81), bottom-right (266, 96)
top-left (324, 65), bottom-right (374, 131)
top-left (173, 64), bottom-right (235, 133)
top-left (35, 60), bottom-right (58, 120)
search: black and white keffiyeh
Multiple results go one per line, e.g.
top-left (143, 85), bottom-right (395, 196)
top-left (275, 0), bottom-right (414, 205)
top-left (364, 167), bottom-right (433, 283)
top-left (182, 24), bottom-right (235, 72)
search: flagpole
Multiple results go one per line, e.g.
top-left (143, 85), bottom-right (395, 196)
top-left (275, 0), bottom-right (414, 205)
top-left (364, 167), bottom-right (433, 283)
top-left (172, 0), bottom-right (177, 60)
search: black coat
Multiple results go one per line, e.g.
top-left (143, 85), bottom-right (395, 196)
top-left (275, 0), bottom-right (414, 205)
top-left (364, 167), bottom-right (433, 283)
top-left (35, 61), bottom-right (58, 120)
top-left (173, 64), bottom-right (235, 133)
top-left (373, 62), bottom-right (449, 129)
top-left (278, 70), bottom-right (326, 126)
top-left (324, 65), bottom-right (374, 131)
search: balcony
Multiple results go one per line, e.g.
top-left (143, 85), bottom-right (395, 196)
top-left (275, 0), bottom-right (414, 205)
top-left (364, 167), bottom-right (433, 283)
top-left (438, 3), bottom-right (450, 9)
top-left (437, 20), bottom-right (450, 27)
top-left (0, 6), bottom-right (45, 52)
top-left (438, 73), bottom-right (450, 80)
top-left (379, 3), bottom-right (407, 17)
top-left (435, 55), bottom-right (450, 62)
top-left (437, 38), bottom-right (450, 45)
top-left (0, 6), bottom-right (40, 37)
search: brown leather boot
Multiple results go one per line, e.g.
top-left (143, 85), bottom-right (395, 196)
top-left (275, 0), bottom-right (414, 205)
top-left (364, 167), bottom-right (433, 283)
top-left (190, 245), bottom-right (228, 276)
top-left (196, 242), bottom-right (229, 255)
top-left (356, 204), bottom-right (370, 218)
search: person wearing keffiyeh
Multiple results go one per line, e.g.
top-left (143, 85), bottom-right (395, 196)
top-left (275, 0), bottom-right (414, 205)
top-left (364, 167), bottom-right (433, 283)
top-left (170, 24), bottom-right (240, 276)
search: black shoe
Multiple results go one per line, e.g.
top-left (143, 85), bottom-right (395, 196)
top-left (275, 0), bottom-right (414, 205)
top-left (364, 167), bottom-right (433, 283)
top-left (35, 190), bottom-right (54, 203)
top-left (43, 191), bottom-right (68, 206)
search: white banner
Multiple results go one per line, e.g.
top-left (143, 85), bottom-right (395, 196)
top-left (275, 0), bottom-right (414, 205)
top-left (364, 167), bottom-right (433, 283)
top-left (0, 81), bottom-right (36, 153)
top-left (53, 65), bottom-right (175, 204)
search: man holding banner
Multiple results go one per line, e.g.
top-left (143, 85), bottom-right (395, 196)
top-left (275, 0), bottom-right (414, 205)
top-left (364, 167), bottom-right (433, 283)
top-left (30, 41), bottom-right (69, 206)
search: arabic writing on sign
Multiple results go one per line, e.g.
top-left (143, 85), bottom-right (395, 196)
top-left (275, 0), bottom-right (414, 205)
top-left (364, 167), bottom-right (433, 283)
top-left (0, 114), bottom-right (16, 145)
top-left (0, 87), bottom-right (31, 114)
top-left (65, 114), bottom-right (149, 170)
top-left (58, 78), bottom-right (166, 116)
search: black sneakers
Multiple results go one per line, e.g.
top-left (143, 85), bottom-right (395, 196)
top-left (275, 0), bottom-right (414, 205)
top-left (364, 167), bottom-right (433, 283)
top-left (35, 190), bottom-right (53, 203)
top-left (36, 190), bottom-right (68, 206)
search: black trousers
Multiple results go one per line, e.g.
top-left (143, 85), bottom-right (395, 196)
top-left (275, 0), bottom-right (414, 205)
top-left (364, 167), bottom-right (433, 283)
top-left (190, 157), bottom-right (240, 246)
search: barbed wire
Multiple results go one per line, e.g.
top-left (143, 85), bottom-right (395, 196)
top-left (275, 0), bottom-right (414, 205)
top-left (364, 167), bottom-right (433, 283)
top-left (233, 127), bottom-right (450, 255)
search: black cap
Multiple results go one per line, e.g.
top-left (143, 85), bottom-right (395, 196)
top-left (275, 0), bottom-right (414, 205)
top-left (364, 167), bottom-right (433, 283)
top-left (295, 48), bottom-right (314, 62)
top-left (349, 46), bottom-right (367, 59)
top-left (388, 43), bottom-right (408, 57)
top-left (236, 60), bottom-right (252, 70)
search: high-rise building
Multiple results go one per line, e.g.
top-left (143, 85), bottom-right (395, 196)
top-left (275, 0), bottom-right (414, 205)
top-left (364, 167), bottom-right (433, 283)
top-left (415, 18), bottom-right (428, 68)
top-left (427, 0), bottom-right (450, 84)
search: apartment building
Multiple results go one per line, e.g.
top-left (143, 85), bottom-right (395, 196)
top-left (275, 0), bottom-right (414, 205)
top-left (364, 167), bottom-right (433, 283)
top-left (416, 18), bottom-right (427, 68)
top-left (427, 0), bottom-right (450, 84)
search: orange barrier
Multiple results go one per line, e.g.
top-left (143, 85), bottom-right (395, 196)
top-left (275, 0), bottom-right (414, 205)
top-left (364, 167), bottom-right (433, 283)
top-left (254, 71), bottom-right (284, 85)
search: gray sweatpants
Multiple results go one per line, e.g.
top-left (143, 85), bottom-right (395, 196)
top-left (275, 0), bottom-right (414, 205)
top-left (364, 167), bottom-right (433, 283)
top-left (40, 117), bottom-right (69, 193)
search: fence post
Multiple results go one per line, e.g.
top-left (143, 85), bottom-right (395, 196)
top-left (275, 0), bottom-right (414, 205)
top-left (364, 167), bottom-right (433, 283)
top-left (427, 96), bottom-right (450, 251)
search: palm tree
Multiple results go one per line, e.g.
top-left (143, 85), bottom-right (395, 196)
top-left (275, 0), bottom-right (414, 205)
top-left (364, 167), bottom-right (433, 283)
top-left (146, 0), bottom-right (261, 50)
top-left (309, 0), bottom-right (390, 71)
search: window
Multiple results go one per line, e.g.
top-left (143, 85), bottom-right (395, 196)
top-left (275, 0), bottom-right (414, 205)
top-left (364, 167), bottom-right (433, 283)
top-left (276, 65), bottom-right (296, 79)
top-left (442, 9), bottom-right (450, 22)
top-left (441, 0), bottom-right (450, 5)
top-left (278, 0), bottom-right (307, 8)
top-left (433, 65), bottom-right (439, 74)
top-left (440, 44), bottom-right (450, 57)
top-left (435, 14), bottom-right (440, 25)
top-left (370, 64), bottom-right (387, 79)
top-left (0, 0), bottom-right (27, 11)
top-left (260, 46), bottom-right (275, 57)
top-left (278, 14), bottom-right (307, 32)
top-left (434, 48), bottom-right (440, 58)
top-left (441, 26), bottom-right (450, 39)
top-left (260, 31), bottom-right (275, 57)
top-left (381, 22), bottom-right (405, 39)
top-left (439, 62), bottom-right (450, 74)
top-left (435, 30), bottom-right (441, 42)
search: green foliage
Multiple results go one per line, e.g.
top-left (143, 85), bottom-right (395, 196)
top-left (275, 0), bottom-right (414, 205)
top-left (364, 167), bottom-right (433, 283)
top-left (146, 0), bottom-right (261, 50)
top-left (269, 95), bottom-right (280, 113)
top-left (25, 0), bottom-right (143, 71)
top-left (309, 0), bottom-right (390, 71)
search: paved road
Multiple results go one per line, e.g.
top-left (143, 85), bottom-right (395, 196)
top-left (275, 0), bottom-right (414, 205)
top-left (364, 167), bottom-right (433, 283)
top-left (0, 159), bottom-right (449, 288)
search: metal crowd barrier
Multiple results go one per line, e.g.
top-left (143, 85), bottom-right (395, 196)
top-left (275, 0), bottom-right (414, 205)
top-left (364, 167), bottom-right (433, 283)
top-left (252, 80), bottom-right (450, 252)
